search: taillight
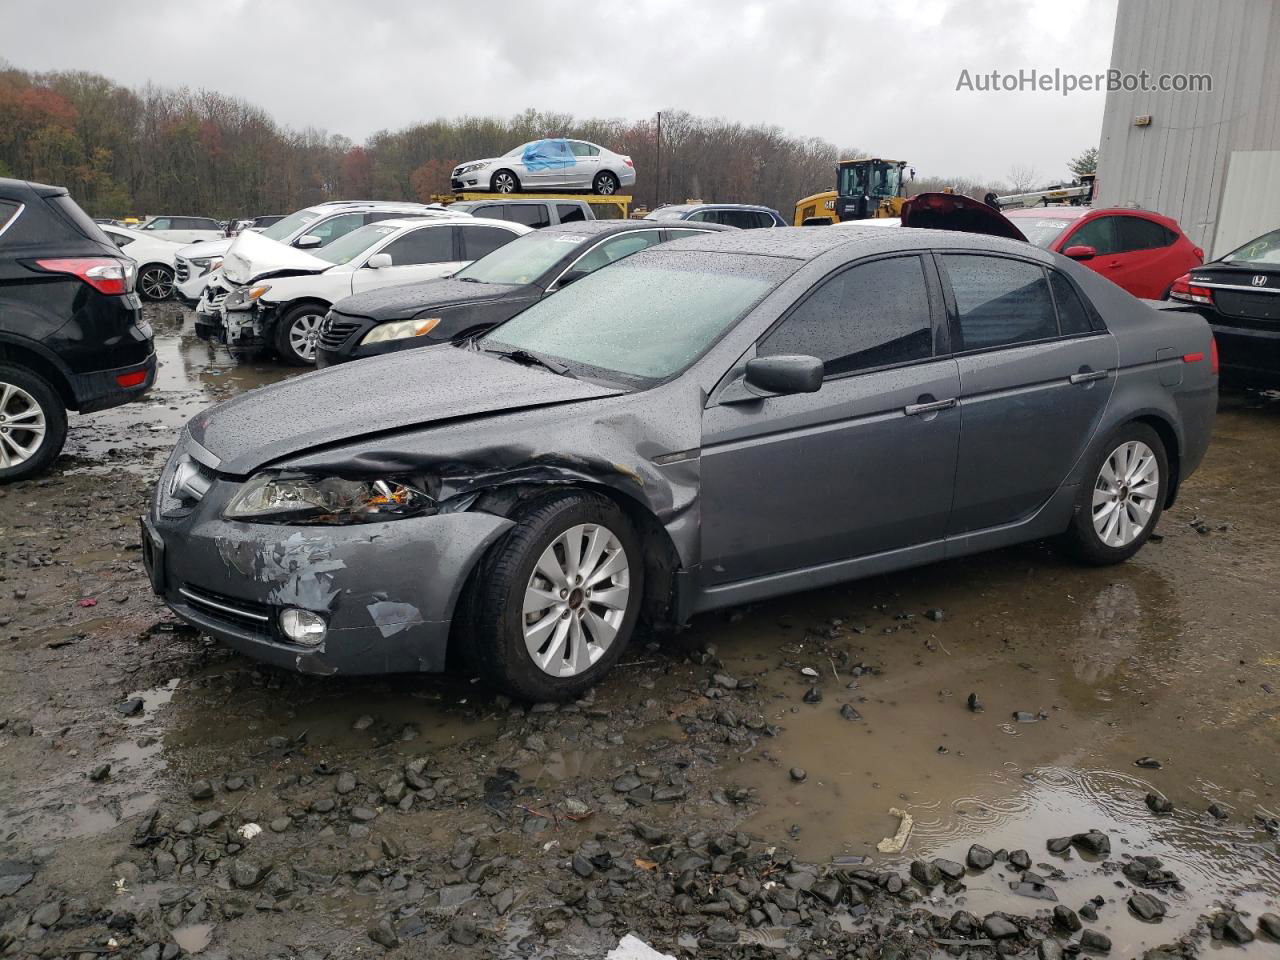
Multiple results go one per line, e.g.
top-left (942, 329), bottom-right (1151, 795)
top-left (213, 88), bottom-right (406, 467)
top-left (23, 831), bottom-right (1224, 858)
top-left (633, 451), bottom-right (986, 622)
top-left (1210, 336), bottom-right (1219, 375)
top-left (35, 257), bottom-right (134, 295)
top-left (624, 157), bottom-right (634, 168)
top-left (116, 370), bottom-right (147, 388)
top-left (1168, 273), bottom-right (1212, 304)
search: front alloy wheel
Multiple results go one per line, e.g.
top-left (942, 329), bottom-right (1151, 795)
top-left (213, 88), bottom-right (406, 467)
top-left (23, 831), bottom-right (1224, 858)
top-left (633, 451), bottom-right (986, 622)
top-left (275, 306), bottom-right (326, 365)
top-left (1092, 440), bottom-right (1159, 547)
top-left (491, 170), bottom-right (519, 194)
top-left (522, 523), bottom-right (631, 677)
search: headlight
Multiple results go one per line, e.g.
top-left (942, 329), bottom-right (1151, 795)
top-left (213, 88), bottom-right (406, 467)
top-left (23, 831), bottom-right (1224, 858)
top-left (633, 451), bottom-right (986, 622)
top-left (360, 317), bottom-right (442, 345)
top-left (457, 162), bottom-right (486, 175)
top-left (223, 283), bottom-right (271, 311)
top-left (224, 474), bottom-right (436, 524)
top-left (190, 257), bottom-right (222, 272)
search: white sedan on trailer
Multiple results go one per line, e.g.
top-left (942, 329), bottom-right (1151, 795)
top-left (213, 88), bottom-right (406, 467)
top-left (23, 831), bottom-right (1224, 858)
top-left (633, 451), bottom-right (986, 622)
top-left (100, 223), bottom-right (185, 301)
top-left (451, 138), bottom-right (636, 195)
top-left (221, 216), bottom-right (530, 365)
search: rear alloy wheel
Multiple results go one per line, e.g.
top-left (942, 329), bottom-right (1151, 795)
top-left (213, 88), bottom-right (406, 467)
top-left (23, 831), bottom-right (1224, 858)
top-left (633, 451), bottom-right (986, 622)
top-left (1062, 423), bottom-right (1167, 564)
top-left (275, 305), bottom-right (326, 366)
top-left (464, 491), bottom-right (643, 701)
top-left (593, 171), bottom-right (620, 196)
top-left (490, 170), bottom-right (520, 194)
top-left (138, 264), bottom-right (175, 301)
top-left (0, 364), bottom-right (68, 483)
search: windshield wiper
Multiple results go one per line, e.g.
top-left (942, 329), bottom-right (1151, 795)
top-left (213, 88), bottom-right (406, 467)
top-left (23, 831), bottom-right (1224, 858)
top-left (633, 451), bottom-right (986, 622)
top-left (481, 346), bottom-right (575, 378)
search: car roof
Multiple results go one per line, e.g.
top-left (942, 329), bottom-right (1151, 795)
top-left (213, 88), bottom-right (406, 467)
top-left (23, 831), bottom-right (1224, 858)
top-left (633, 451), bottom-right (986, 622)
top-left (538, 220), bottom-right (736, 238)
top-left (375, 216), bottom-right (523, 231)
top-left (660, 224), bottom-right (1050, 262)
top-left (1002, 207), bottom-right (1092, 221)
top-left (657, 203), bottom-right (779, 213)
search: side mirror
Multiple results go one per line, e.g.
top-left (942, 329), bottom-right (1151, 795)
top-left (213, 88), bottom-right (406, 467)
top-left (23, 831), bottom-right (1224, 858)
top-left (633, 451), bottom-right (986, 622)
top-left (366, 253), bottom-right (393, 269)
top-left (295, 234), bottom-right (322, 249)
top-left (557, 269), bottom-right (588, 288)
top-left (744, 355), bottom-right (824, 396)
top-left (1063, 244), bottom-right (1097, 261)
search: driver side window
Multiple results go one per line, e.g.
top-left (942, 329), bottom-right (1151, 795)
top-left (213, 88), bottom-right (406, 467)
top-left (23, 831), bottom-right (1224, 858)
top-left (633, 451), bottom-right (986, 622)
top-left (1066, 216), bottom-right (1119, 255)
top-left (379, 226), bottom-right (454, 265)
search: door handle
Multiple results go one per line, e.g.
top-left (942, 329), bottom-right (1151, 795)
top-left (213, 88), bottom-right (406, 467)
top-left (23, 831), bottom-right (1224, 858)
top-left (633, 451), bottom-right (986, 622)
top-left (904, 397), bottom-right (957, 416)
top-left (1069, 370), bottom-right (1108, 384)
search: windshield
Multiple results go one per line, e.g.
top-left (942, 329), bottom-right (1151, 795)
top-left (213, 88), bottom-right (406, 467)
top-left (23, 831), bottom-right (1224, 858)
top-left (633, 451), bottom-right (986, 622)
top-left (455, 231), bottom-right (590, 284)
top-left (314, 224), bottom-right (398, 265)
top-left (504, 142), bottom-right (534, 157)
top-left (645, 207), bottom-right (690, 220)
top-left (839, 162), bottom-right (902, 199)
top-left (261, 208), bottom-right (323, 242)
top-left (1223, 228), bottom-right (1280, 265)
top-left (1012, 217), bottom-right (1073, 248)
top-left (478, 251), bottom-right (791, 383)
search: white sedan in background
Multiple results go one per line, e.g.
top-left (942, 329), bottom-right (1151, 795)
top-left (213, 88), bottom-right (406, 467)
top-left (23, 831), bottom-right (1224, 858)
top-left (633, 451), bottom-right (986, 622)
top-left (451, 138), bottom-right (636, 195)
top-left (222, 216), bottom-right (530, 364)
top-left (135, 215), bottom-right (225, 244)
top-left (101, 224), bottom-right (185, 301)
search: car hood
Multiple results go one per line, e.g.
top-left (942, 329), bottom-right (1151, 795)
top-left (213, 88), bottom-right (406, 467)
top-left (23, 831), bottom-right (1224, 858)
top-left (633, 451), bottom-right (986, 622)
top-left (900, 193), bottom-right (1028, 242)
top-left (188, 344), bottom-right (626, 475)
top-left (178, 237), bottom-right (233, 259)
top-left (334, 278), bottom-right (528, 322)
top-left (456, 157), bottom-right (501, 170)
top-left (222, 230), bottom-right (330, 285)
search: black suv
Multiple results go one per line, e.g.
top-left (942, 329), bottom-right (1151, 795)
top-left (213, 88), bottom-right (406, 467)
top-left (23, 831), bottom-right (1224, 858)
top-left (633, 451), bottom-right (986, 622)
top-left (0, 178), bottom-right (156, 481)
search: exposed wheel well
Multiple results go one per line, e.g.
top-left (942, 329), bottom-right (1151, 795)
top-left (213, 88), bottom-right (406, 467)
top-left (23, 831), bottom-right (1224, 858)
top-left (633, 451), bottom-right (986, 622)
top-left (0, 342), bottom-right (74, 410)
top-left (1132, 414), bottom-right (1181, 507)
top-left (138, 261), bottom-right (173, 275)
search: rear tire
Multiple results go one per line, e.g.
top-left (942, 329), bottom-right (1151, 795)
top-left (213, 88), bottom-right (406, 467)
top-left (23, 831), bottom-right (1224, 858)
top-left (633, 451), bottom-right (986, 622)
top-left (463, 491), bottom-right (643, 701)
top-left (1061, 422), bottom-right (1167, 565)
top-left (593, 171), bottom-right (620, 196)
top-left (137, 263), bottom-right (175, 301)
top-left (0, 364), bottom-right (68, 484)
top-left (490, 170), bottom-right (520, 194)
top-left (274, 304), bottom-right (327, 366)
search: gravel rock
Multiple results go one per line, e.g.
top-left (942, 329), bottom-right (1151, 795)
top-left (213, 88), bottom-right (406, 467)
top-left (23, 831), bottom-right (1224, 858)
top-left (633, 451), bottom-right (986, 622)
top-left (1053, 905), bottom-right (1082, 932)
top-left (1080, 930), bottom-right (1112, 952)
top-left (89, 763), bottom-right (111, 782)
top-left (1220, 912), bottom-right (1255, 944)
top-left (1071, 830), bottom-right (1111, 856)
top-left (803, 686), bottom-right (823, 703)
top-left (1008, 849), bottom-right (1032, 871)
top-left (1047, 837), bottom-right (1072, 854)
top-left (789, 767), bottom-right (807, 782)
top-left (984, 915), bottom-right (1020, 939)
top-left (1258, 913), bottom-right (1280, 940)
top-left (368, 917), bottom-right (398, 948)
top-left (1038, 938), bottom-right (1065, 960)
top-left (335, 772), bottom-right (357, 794)
top-left (911, 860), bottom-right (942, 888)
top-left (967, 844), bottom-right (995, 870)
top-left (1145, 792), bottom-right (1174, 815)
top-left (31, 900), bottom-right (61, 928)
top-left (1129, 892), bottom-right (1167, 922)
top-left (840, 703), bottom-right (862, 720)
top-left (188, 779), bottom-right (214, 800)
top-left (231, 859), bottom-right (268, 888)
top-left (115, 698), bottom-right (144, 717)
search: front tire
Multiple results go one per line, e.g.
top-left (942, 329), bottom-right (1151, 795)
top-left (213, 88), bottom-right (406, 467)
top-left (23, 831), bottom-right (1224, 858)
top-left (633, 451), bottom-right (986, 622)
top-left (138, 263), bottom-right (175, 301)
top-left (274, 304), bottom-right (327, 366)
top-left (1061, 423), bottom-right (1167, 565)
top-left (593, 171), bottom-right (620, 195)
top-left (0, 364), bottom-right (68, 483)
top-left (490, 170), bottom-right (520, 194)
top-left (465, 491), bottom-right (643, 701)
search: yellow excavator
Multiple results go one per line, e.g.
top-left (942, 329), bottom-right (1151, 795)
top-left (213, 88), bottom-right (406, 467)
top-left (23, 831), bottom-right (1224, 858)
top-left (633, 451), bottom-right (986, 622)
top-left (794, 157), bottom-right (913, 226)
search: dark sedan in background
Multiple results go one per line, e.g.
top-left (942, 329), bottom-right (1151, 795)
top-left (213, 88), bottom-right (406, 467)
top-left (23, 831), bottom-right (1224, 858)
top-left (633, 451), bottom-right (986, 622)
top-left (1169, 226), bottom-right (1280, 386)
top-left (147, 227), bottom-right (1215, 701)
top-left (314, 219), bottom-right (733, 366)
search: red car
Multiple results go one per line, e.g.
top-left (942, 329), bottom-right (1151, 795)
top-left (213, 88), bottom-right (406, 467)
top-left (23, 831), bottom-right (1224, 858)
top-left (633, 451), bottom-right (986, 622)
top-left (1003, 206), bottom-right (1203, 299)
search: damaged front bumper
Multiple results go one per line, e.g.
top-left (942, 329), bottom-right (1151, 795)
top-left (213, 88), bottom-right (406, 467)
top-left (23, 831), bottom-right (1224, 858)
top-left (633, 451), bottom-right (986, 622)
top-left (224, 303), bottom-right (273, 359)
top-left (142, 474), bottom-right (513, 676)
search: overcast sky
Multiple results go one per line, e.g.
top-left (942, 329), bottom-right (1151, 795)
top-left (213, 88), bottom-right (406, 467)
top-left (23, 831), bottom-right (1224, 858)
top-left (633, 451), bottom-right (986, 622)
top-left (3, 0), bottom-right (1117, 183)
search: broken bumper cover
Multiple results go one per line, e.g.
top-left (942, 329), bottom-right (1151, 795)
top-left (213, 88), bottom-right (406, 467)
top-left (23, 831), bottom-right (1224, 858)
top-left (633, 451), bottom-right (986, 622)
top-left (143, 493), bottom-right (513, 675)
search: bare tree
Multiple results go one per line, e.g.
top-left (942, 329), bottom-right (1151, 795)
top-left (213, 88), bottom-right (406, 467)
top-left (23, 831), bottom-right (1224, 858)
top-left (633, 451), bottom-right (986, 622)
top-left (1005, 165), bottom-right (1040, 194)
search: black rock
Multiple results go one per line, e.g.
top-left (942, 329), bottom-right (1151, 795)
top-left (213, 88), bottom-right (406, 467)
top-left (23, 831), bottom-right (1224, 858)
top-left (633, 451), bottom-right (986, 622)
top-left (231, 859), bottom-right (268, 889)
top-left (450, 919), bottom-right (479, 946)
top-left (1039, 938), bottom-right (1065, 960)
top-left (705, 918), bottom-right (739, 943)
top-left (1221, 913), bottom-right (1255, 944)
top-left (984, 915), bottom-right (1020, 939)
top-left (1008, 849), bottom-right (1032, 871)
top-left (1053, 905), bottom-right (1082, 932)
top-left (368, 918), bottom-right (398, 949)
top-left (840, 703), bottom-right (862, 721)
top-left (1145, 792), bottom-right (1174, 815)
top-left (1135, 757), bottom-right (1162, 769)
top-left (1047, 837), bottom-right (1073, 855)
top-left (1129, 892), bottom-right (1167, 922)
top-left (571, 852), bottom-right (594, 878)
top-left (966, 844), bottom-right (994, 870)
top-left (1258, 913), bottom-right (1280, 940)
top-left (1079, 903), bottom-right (1099, 922)
top-left (811, 877), bottom-right (842, 906)
top-left (911, 860), bottom-right (942, 888)
top-left (926, 608), bottom-right (945, 622)
top-left (789, 767), bottom-right (807, 783)
top-left (1071, 830), bottom-right (1111, 856)
top-left (966, 693), bottom-right (984, 713)
top-left (1208, 803), bottom-right (1229, 820)
top-left (115, 698), bottom-right (144, 717)
top-left (1080, 930), bottom-right (1112, 953)
top-left (803, 686), bottom-right (823, 704)
top-left (1010, 880), bottom-right (1058, 901)
top-left (89, 763), bottom-right (111, 782)
top-left (188, 780), bottom-right (214, 800)
top-left (935, 858), bottom-right (965, 882)
top-left (633, 822), bottom-right (670, 844)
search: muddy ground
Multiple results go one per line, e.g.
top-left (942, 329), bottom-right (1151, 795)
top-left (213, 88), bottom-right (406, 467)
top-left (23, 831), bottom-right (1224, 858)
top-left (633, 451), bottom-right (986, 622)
top-left (0, 304), bottom-right (1277, 960)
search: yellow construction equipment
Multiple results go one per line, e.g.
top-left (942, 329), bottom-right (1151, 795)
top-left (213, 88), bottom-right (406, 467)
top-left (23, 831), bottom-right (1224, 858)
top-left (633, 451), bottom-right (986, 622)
top-left (794, 158), bottom-right (912, 226)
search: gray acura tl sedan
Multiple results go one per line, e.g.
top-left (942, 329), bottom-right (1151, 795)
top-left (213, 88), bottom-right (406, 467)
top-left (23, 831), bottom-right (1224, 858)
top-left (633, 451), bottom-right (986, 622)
top-left (143, 228), bottom-right (1217, 700)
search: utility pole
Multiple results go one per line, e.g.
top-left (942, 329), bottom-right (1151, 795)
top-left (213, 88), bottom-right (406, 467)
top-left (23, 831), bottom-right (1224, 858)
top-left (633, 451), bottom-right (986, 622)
top-left (655, 111), bottom-right (662, 211)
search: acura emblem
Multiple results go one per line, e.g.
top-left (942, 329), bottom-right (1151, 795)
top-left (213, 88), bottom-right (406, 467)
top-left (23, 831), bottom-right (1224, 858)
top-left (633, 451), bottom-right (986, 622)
top-left (1253, 275), bottom-right (1268, 287)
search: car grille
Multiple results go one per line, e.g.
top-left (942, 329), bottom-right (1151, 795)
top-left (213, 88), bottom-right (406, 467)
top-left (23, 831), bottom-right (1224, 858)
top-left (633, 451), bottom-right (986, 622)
top-left (1215, 290), bottom-right (1280, 322)
top-left (177, 584), bottom-right (273, 632)
top-left (175, 258), bottom-right (190, 283)
top-left (319, 314), bottom-right (367, 350)
top-left (450, 178), bottom-right (464, 190)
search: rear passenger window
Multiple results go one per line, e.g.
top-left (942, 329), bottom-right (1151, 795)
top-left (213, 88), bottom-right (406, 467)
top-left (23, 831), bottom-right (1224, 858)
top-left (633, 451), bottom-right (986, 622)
top-left (943, 255), bottom-right (1057, 351)
top-left (461, 225), bottom-right (516, 260)
top-left (473, 205), bottom-right (504, 219)
top-left (758, 256), bottom-right (933, 376)
top-left (686, 211), bottom-right (715, 223)
top-left (1049, 271), bottom-right (1094, 335)
top-left (1116, 216), bottom-right (1176, 251)
top-left (557, 204), bottom-right (587, 223)
top-left (380, 226), bottom-right (453, 265)
top-left (508, 204), bottom-right (551, 229)
top-left (0, 201), bottom-right (20, 239)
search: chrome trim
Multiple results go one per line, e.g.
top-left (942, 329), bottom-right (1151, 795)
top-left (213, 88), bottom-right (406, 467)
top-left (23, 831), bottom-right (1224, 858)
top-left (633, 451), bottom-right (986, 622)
top-left (1193, 280), bottom-right (1280, 294)
top-left (0, 202), bottom-right (25, 241)
top-left (1069, 370), bottom-right (1109, 384)
top-left (904, 397), bottom-right (957, 416)
top-left (178, 587), bottom-right (270, 623)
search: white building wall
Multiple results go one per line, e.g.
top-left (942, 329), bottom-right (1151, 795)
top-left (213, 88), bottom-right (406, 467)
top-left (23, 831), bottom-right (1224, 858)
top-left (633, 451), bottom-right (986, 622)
top-left (1096, 0), bottom-right (1280, 252)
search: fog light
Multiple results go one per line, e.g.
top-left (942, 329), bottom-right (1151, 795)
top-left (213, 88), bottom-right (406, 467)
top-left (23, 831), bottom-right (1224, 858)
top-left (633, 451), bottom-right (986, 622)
top-left (280, 608), bottom-right (327, 645)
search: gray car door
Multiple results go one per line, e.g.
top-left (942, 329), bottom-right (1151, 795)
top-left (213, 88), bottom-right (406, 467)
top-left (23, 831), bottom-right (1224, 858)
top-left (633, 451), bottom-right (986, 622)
top-left (940, 254), bottom-right (1117, 535)
top-left (699, 253), bottom-right (961, 585)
